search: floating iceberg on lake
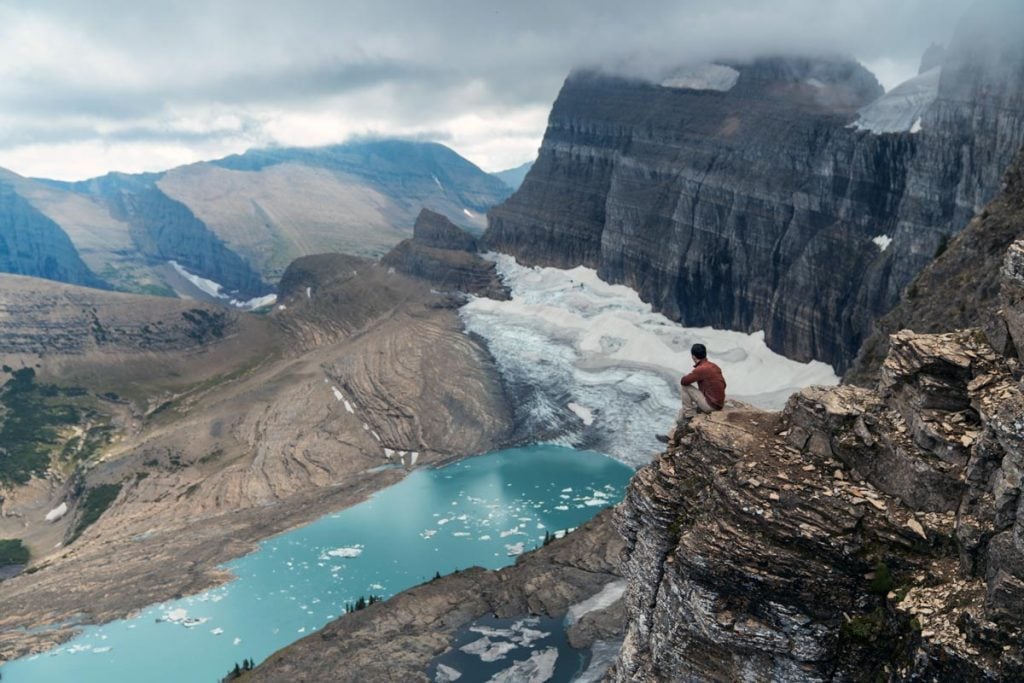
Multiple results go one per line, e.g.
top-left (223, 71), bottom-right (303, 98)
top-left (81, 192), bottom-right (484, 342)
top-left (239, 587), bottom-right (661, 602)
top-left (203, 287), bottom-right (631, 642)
top-left (321, 546), bottom-right (363, 559)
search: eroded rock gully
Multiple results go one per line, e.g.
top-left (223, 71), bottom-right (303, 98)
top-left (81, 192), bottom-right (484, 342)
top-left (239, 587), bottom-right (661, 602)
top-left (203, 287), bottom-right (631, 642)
top-left (610, 329), bottom-right (1023, 681)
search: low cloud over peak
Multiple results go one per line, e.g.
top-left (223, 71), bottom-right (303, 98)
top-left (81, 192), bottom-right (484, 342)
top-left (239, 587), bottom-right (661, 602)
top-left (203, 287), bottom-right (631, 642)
top-left (0, 0), bottom-right (975, 179)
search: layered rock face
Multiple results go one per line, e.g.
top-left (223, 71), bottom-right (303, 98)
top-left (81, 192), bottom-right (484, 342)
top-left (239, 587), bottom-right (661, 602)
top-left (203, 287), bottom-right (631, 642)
top-left (610, 328), bottom-right (1023, 681)
top-left (848, 150), bottom-right (1024, 384)
top-left (0, 273), bottom-right (258, 357)
top-left (486, 1), bottom-right (1024, 372)
top-left (382, 209), bottom-right (509, 299)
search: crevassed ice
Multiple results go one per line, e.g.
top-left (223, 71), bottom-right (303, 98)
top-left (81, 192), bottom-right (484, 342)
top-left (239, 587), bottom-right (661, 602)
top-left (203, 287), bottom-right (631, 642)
top-left (459, 255), bottom-right (838, 465)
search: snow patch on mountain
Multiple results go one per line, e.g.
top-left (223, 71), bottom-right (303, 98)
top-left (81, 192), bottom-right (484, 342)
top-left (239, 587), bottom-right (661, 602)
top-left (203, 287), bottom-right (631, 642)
top-left (169, 261), bottom-right (275, 310)
top-left (660, 63), bottom-right (739, 92)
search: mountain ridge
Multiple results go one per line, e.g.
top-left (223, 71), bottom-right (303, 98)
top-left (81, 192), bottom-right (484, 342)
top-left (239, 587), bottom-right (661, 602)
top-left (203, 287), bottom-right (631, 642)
top-left (0, 139), bottom-right (511, 298)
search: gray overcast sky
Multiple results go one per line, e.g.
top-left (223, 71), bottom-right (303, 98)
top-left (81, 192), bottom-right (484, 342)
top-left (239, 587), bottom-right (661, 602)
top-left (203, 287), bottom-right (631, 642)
top-left (0, 0), bottom-right (973, 180)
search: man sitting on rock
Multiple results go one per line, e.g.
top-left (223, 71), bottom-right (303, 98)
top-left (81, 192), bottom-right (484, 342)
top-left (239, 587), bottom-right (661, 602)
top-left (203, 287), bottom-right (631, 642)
top-left (659, 343), bottom-right (726, 443)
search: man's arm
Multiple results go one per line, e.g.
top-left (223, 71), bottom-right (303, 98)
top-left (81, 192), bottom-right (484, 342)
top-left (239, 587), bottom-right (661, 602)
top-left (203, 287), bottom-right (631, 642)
top-left (681, 366), bottom-right (706, 386)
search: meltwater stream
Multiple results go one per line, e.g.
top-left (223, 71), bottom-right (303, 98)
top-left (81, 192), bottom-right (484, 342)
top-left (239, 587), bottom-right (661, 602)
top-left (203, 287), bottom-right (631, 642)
top-left (1, 446), bottom-right (632, 683)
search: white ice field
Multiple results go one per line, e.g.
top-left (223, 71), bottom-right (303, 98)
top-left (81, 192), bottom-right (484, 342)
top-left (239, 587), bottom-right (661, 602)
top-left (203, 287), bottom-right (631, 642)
top-left (460, 255), bottom-right (839, 466)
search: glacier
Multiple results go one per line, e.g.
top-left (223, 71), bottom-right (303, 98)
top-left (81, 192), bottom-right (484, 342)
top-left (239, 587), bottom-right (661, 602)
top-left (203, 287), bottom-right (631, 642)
top-left (460, 255), bottom-right (838, 465)
top-left (853, 67), bottom-right (940, 134)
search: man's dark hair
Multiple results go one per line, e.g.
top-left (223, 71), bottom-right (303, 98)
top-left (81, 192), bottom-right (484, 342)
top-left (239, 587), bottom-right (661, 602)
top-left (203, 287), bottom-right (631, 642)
top-left (691, 343), bottom-right (707, 359)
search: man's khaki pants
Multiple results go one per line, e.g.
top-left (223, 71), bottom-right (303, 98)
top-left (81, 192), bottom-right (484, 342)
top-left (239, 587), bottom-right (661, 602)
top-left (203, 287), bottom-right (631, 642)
top-left (676, 385), bottom-right (714, 426)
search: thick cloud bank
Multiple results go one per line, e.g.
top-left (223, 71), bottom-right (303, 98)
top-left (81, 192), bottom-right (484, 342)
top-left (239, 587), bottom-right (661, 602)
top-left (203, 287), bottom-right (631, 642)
top-left (0, 0), bottom-right (976, 179)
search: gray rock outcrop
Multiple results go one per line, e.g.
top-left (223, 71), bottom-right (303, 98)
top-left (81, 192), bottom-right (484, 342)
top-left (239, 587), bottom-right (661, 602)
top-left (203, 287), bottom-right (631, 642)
top-left (485, 0), bottom-right (1024, 372)
top-left (382, 209), bottom-right (509, 299)
top-left (1002, 239), bottom-right (1024, 356)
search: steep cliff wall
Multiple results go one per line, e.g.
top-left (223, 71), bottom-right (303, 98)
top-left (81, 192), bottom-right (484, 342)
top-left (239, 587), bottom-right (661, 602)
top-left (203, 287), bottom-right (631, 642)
top-left (71, 174), bottom-right (271, 299)
top-left (848, 149), bottom-right (1024, 384)
top-left (486, 2), bottom-right (1024, 372)
top-left (608, 127), bottom-right (1024, 680)
top-left (0, 182), bottom-right (107, 289)
top-left (611, 327), bottom-right (1023, 681)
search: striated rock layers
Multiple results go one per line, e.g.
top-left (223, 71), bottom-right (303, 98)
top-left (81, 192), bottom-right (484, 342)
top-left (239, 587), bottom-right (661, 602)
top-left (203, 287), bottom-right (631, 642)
top-left (0, 254), bottom-right (514, 659)
top-left (0, 274), bottom-right (252, 357)
top-left (382, 209), bottom-right (509, 299)
top-left (610, 327), bottom-right (1024, 680)
top-left (485, 1), bottom-right (1024, 372)
top-left (849, 149), bottom-right (1024, 384)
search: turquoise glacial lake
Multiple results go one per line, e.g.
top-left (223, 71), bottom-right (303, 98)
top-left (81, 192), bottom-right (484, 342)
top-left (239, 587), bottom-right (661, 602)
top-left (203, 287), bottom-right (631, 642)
top-left (1, 445), bottom-right (633, 683)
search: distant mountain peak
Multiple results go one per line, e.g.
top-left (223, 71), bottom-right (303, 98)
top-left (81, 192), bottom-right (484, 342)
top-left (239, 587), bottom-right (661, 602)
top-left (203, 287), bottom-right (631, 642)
top-left (491, 160), bottom-right (534, 191)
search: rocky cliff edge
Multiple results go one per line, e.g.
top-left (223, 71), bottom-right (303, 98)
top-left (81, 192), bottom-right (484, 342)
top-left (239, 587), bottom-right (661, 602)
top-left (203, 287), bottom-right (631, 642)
top-left (611, 326), bottom-right (1023, 681)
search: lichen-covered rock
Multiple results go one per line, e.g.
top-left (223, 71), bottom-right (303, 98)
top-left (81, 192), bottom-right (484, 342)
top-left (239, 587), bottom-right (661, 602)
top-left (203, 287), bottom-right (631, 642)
top-left (610, 329), bottom-right (1024, 681)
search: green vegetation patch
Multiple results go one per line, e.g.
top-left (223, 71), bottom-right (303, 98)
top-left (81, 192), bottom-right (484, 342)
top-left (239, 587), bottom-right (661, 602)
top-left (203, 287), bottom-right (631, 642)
top-left (841, 607), bottom-right (887, 642)
top-left (0, 368), bottom-right (114, 486)
top-left (68, 484), bottom-right (122, 543)
top-left (0, 538), bottom-right (30, 567)
top-left (182, 308), bottom-right (228, 343)
top-left (138, 283), bottom-right (177, 298)
top-left (344, 595), bottom-right (382, 614)
top-left (0, 368), bottom-right (80, 485)
top-left (868, 561), bottom-right (894, 595)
